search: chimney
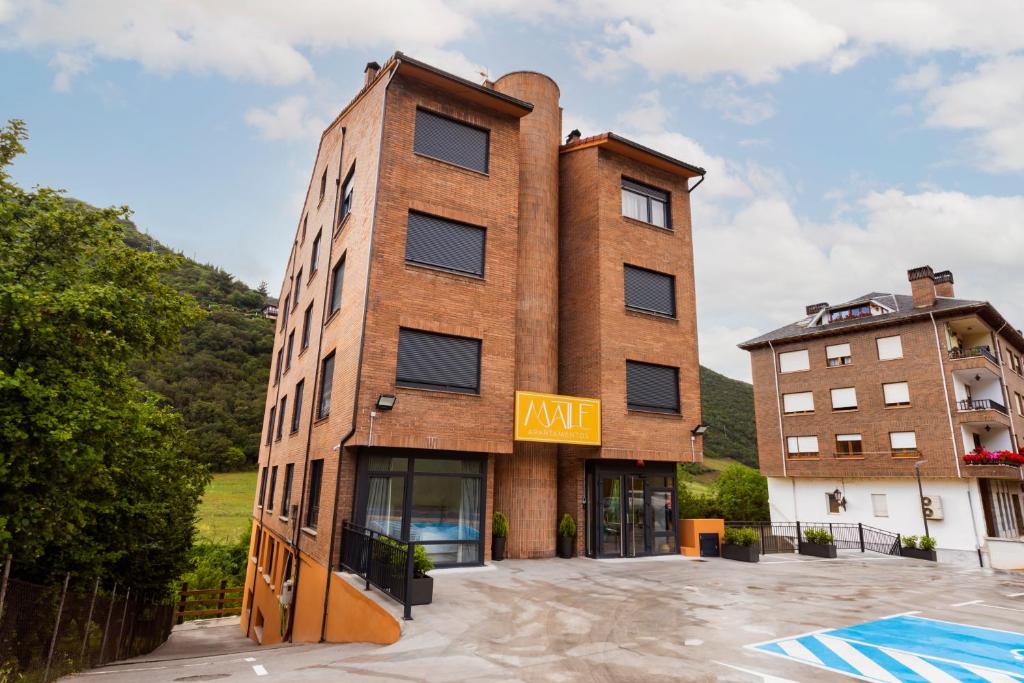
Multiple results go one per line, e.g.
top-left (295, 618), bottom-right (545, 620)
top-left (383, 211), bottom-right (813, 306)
top-left (805, 302), bottom-right (829, 316)
top-left (364, 61), bottom-right (381, 88)
top-left (565, 129), bottom-right (582, 145)
top-left (934, 270), bottom-right (955, 298)
top-left (908, 265), bottom-right (936, 308)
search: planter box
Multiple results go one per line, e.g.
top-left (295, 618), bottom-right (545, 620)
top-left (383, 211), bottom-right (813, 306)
top-left (557, 535), bottom-right (574, 559)
top-left (799, 541), bottom-right (837, 558)
top-left (408, 575), bottom-right (434, 606)
top-left (492, 536), bottom-right (506, 561)
top-left (722, 543), bottom-right (760, 563)
top-left (901, 547), bottom-right (937, 561)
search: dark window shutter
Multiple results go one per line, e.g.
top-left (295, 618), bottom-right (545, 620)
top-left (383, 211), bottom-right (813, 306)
top-left (396, 329), bottom-right (481, 394)
top-left (406, 212), bottom-right (485, 276)
top-left (622, 178), bottom-right (668, 202)
top-left (414, 109), bottom-right (489, 173)
top-left (626, 361), bottom-right (679, 413)
top-left (624, 265), bottom-right (675, 316)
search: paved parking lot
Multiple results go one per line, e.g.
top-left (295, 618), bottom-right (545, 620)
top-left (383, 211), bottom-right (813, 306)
top-left (72, 551), bottom-right (1024, 682)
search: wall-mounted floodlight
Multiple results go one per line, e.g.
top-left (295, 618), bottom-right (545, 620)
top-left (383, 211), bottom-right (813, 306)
top-left (691, 423), bottom-right (709, 437)
top-left (376, 394), bottom-right (397, 411)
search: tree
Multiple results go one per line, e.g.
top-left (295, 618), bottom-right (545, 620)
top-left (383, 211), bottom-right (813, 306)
top-left (0, 120), bottom-right (208, 592)
top-left (712, 463), bottom-right (769, 522)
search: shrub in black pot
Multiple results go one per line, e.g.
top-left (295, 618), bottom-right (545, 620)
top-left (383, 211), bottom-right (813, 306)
top-left (557, 513), bottom-right (576, 558)
top-left (492, 511), bottom-right (509, 561)
top-left (900, 534), bottom-right (937, 561)
top-left (799, 528), bottom-right (837, 558)
top-left (408, 545), bottom-right (435, 606)
top-left (722, 527), bottom-right (760, 562)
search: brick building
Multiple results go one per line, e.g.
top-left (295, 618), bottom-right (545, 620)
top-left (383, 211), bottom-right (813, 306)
top-left (242, 53), bottom-right (706, 644)
top-left (740, 266), bottom-right (1024, 565)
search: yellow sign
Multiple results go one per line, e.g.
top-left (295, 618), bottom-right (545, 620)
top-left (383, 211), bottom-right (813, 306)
top-left (514, 391), bottom-right (601, 446)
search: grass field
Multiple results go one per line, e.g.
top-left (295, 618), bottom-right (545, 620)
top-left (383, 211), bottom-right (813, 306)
top-left (679, 456), bottom-right (743, 495)
top-left (196, 470), bottom-right (256, 543)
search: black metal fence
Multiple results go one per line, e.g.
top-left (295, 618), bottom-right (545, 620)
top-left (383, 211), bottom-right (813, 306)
top-left (0, 556), bottom-right (174, 682)
top-left (726, 521), bottom-right (901, 556)
top-left (339, 521), bottom-right (417, 620)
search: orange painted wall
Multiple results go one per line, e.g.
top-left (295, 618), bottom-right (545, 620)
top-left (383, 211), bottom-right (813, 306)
top-left (680, 518), bottom-right (724, 556)
top-left (324, 573), bottom-right (401, 645)
top-left (290, 552), bottom-right (327, 643)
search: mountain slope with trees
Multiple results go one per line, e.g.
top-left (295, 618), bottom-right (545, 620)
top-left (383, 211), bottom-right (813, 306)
top-left (700, 365), bottom-right (758, 468)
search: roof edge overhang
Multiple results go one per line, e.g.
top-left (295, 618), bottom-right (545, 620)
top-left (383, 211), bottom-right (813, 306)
top-left (560, 132), bottom-right (706, 179)
top-left (393, 51), bottom-right (534, 118)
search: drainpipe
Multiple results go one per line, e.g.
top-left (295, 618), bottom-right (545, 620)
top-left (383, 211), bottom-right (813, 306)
top-left (318, 63), bottom-right (396, 643)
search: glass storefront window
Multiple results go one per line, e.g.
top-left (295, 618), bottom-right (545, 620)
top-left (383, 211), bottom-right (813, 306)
top-left (365, 476), bottom-right (404, 538)
top-left (414, 458), bottom-right (483, 474)
top-left (410, 474), bottom-right (481, 565)
top-left (368, 456), bottom-right (408, 472)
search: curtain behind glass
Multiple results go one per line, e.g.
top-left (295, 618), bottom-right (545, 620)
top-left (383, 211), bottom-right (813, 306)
top-left (366, 476), bottom-right (403, 538)
top-left (457, 476), bottom-right (480, 563)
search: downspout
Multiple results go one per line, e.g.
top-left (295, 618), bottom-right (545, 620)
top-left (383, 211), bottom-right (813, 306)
top-left (931, 313), bottom-right (961, 478)
top-left (319, 63), bottom-right (397, 643)
top-left (245, 251), bottom-right (294, 639)
top-left (686, 173), bottom-right (706, 194)
top-left (284, 126), bottom-right (349, 642)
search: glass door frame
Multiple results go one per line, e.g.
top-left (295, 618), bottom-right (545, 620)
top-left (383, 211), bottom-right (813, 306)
top-left (586, 460), bottom-right (678, 559)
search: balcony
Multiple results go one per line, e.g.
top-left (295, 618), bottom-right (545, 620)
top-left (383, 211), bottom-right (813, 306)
top-left (958, 398), bottom-right (1008, 415)
top-left (949, 345), bottom-right (1000, 366)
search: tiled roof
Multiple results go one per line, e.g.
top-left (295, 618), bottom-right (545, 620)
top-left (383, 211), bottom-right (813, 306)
top-left (738, 292), bottom-right (990, 349)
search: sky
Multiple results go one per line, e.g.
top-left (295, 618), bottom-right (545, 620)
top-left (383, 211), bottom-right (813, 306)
top-left (3, 1), bottom-right (1024, 382)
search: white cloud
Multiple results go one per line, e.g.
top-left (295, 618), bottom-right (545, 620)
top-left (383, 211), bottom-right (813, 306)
top-left (245, 95), bottom-right (326, 141)
top-left (895, 62), bottom-right (941, 91)
top-left (49, 51), bottom-right (91, 91)
top-left (616, 91), bottom-right (669, 133)
top-left (701, 83), bottom-right (776, 125)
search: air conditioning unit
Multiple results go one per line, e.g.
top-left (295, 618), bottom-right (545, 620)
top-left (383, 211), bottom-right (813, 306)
top-left (279, 579), bottom-right (294, 606)
top-left (922, 495), bottom-right (944, 520)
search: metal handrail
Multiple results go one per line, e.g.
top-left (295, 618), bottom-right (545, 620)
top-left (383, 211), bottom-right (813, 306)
top-left (339, 521), bottom-right (417, 620)
top-left (949, 346), bottom-right (1000, 365)
top-left (725, 521), bottom-right (901, 556)
top-left (957, 398), bottom-right (1008, 415)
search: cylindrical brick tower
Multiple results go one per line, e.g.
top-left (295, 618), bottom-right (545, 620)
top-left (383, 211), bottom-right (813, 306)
top-left (492, 72), bottom-right (561, 559)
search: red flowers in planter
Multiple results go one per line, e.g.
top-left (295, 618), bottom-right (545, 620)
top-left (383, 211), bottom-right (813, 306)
top-left (963, 448), bottom-right (1024, 466)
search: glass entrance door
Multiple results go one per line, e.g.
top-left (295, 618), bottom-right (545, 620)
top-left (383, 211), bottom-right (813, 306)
top-left (625, 476), bottom-right (646, 557)
top-left (589, 462), bottom-right (678, 559)
top-left (599, 476), bottom-right (623, 557)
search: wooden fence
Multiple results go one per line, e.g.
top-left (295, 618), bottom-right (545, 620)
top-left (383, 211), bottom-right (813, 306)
top-left (175, 581), bottom-right (243, 624)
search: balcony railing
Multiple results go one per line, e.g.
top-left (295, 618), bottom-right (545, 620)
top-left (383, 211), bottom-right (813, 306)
top-left (339, 521), bottom-right (418, 620)
top-left (949, 345), bottom-right (1000, 365)
top-left (957, 398), bottom-right (1008, 415)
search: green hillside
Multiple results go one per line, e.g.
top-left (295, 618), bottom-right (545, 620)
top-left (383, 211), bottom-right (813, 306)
top-left (699, 365), bottom-right (758, 468)
top-left (124, 225), bottom-right (274, 471)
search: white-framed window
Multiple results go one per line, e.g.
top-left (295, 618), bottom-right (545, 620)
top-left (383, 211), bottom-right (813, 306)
top-left (783, 391), bottom-right (815, 414)
top-left (826, 343), bottom-right (852, 366)
top-left (778, 349), bottom-right (810, 373)
top-left (872, 494), bottom-right (889, 517)
top-left (883, 381), bottom-right (911, 407)
top-left (831, 387), bottom-right (858, 411)
top-left (836, 434), bottom-right (863, 457)
top-left (786, 435), bottom-right (820, 457)
top-left (877, 335), bottom-right (903, 360)
top-left (826, 493), bottom-right (841, 514)
top-left (890, 431), bottom-right (918, 456)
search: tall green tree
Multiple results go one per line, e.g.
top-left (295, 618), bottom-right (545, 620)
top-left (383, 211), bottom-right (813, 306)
top-left (0, 120), bottom-right (208, 592)
top-left (712, 463), bottom-right (769, 522)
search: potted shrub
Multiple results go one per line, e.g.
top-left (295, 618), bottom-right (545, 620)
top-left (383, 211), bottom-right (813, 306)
top-left (492, 511), bottom-right (509, 561)
top-left (722, 527), bottom-right (760, 563)
top-left (557, 513), bottom-right (576, 558)
top-left (901, 534), bottom-right (937, 561)
top-left (800, 528), bottom-right (837, 558)
top-left (408, 545), bottom-right (435, 605)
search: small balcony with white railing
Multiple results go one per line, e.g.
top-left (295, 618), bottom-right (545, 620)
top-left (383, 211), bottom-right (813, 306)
top-left (946, 317), bottom-right (1000, 369)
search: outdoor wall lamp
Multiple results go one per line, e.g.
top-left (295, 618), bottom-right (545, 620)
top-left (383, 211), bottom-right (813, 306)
top-left (376, 394), bottom-right (397, 411)
top-left (691, 423), bottom-right (709, 437)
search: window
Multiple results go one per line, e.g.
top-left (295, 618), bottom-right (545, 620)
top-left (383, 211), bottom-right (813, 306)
top-left (267, 465), bottom-right (278, 512)
top-left (783, 391), bottom-right (814, 414)
top-left (405, 212), bottom-right (486, 277)
top-left (258, 467), bottom-right (268, 507)
top-left (266, 407), bottom-right (276, 445)
top-left (626, 361), bottom-right (680, 414)
top-left (877, 335), bottom-right (903, 360)
top-left (1011, 352), bottom-right (1023, 375)
top-left (306, 459), bottom-right (324, 529)
top-left (318, 167), bottom-right (327, 203)
top-left (621, 178), bottom-right (669, 228)
top-left (280, 292), bottom-right (290, 330)
top-left (291, 380), bottom-right (304, 433)
top-left (329, 257), bottom-right (345, 315)
top-left (778, 350), bottom-right (810, 373)
top-left (310, 230), bottom-right (322, 273)
top-left (835, 434), bottom-right (863, 457)
top-left (396, 329), bottom-right (481, 394)
top-left (883, 381), bottom-right (911, 407)
top-left (829, 305), bottom-right (871, 322)
top-left (890, 431), bottom-right (918, 456)
top-left (285, 331), bottom-right (295, 371)
top-left (301, 214), bottom-right (307, 242)
top-left (276, 396), bottom-right (287, 440)
top-left (1016, 392), bottom-right (1024, 417)
top-left (830, 387), bottom-right (858, 411)
top-left (317, 353), bottom-right (335, 419)
top-left (293, 269), bottom-right (302, 307)
top-left (872, 494), bottom-right (889, 517)
top-left (301, 303), bottom-right (313, 351)
top-left (786, 436), bottom-right (819, 457)
top-left (826, 343), bottom-right (852, 366)
top-left (624, 265), bottom-right (676, 317)
top-left (274, 348), bottom-right (284, 385)
top-left (413, 108), bottom-right (489, 173)
top-left (340, 167), bottom-right (354, 223)
top-left (827, 494), bottom-right (841, 514)
top-left (281, 463), bottom-right (294, 515)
